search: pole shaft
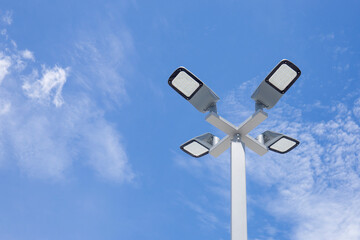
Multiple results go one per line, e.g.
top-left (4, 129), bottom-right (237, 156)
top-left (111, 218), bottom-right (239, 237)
top-left (231, 140), bottom-right (247, 240)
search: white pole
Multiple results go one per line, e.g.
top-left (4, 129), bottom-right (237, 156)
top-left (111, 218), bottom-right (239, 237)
top-left (231, 134), bottom-right (247, 240)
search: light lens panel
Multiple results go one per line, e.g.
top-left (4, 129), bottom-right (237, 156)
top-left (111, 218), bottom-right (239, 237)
top-left (172, 71), bottom-right (200, 97)
top-left (168, 67), bottom-right (203, 100)
top-left (269, 136), bottom-right (299, 153)
top-left (182, 140), bottom-right (209, 157)
top-left (268, 64), bottom-right (297, 91)
top-left (265, 60), bottom-right (301, 94)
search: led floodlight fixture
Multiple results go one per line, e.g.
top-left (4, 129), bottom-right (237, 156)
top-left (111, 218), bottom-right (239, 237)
top-left (169, 67), bottom-right (220, 113)
top-left (251, 60), bottom-right (301, 109)
top-left (180, 133), bottom-right (219, 158)
top-left (259, 130), bottom-right (300, 154)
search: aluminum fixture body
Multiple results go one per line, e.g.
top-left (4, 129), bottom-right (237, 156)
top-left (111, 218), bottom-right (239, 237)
top-left (168, 60), bottom-right (301, 240)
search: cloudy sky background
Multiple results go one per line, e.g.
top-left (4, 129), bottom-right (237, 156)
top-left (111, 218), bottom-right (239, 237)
top-left (0, 1), bottom-right (360, 239)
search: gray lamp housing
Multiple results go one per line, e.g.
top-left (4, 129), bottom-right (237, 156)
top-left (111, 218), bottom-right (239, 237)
top-left (180, 133), bottom-right (220, 158)
top-left (168, 67), bottom-right (220, 113)
top-left (251, 60), bottom-right (301, 109)
top-left (258, 130), bottom-right (299, 154)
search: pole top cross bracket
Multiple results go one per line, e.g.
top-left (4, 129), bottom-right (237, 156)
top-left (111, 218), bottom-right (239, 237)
top-left (206, 110), bottom-right (268, 157)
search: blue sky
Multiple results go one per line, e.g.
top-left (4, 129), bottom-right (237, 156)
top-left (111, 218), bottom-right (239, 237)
top-left (0, 0), bottom-right (360, 239)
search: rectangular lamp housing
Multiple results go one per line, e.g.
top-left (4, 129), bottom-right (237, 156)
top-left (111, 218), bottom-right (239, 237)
top-left (260, 130), bottom-right (299, 154)
top-left (169, 67), bottom-right (220, 113)
top-left (180, 133), bottom-right (219, 158)
top-left (251, 60), bottom-right (301, 109)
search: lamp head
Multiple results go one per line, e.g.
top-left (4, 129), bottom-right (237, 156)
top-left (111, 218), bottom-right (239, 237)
top-left (258, 130), bottom-right (299, 154)
top-left (180, 133), bottom-right (220, 158)
top-left (168, 67), bottom-right (220, 113)
top-left (251, 60), bottom-right (301, 109)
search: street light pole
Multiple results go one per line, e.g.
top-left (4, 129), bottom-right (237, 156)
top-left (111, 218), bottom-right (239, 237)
top-left (231, 135), bottom-right (247, 240)
top-left (168, 59), bottom-right (302, 240)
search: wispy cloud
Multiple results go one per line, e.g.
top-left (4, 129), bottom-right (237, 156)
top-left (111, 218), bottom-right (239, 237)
top-left (1, 10), bottom-right (12, 25)
top-left (176, 191), bottom-right (228, 231)
top-left (353, 98), bottom-right (360, 118)
top-left (0, 13), bottom-right (134, 183)
top-left (10, 111), bottom-right (73, 179)
top-left (83, 118), bottom-right (134, 182)
top-left (333, 63), bottom-right (350, 72)
top-left (334, 46), bottom-right (348, 55)
top-left (310, 33), bottom-right (335, 41)
top-left (20, 49), bottom-right (35, 61)
top-left (183, 199), bottom-right (220, 230)
top-left (0, 52), bottom-right (11, 83)
top-left (71, 28), bottom-right (134, 108)
top-left (174, 150), bottom-right (231, 230)
top-left (0, 99), bottom-right (10, 115)
top-left (23, 65), bottom-right (69, 107)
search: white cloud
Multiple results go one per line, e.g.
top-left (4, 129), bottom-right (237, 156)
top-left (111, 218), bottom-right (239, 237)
top-left (174, 151), bottom-right (231, 230)
top-left (71, 30), bottom-right (133, 107)
top-left (353, 98), bottom-right (360, 118)
top-left (270, 193), bottom-right (360, 240)
top-left (23, 66), bottom-right (69, 107)
top-left (21, 49), bottom-right (35, 61)
top-left (241, 93), bottom-right (360, 240)
top-left (333, 63), bottom-right (350, 72)
top-left (334, 46), bottom-right (348, 55)
top-left (310, 33), bottom-right (335, 41)
top-left (0, 99), bottom-right (11, 115)
top-left (10, 113), bottom-right (72, 180)
top-left (2, 11), bottom-right (12, 25)
top-left (84, 119), bottom-right (134, 182)
top-left (0, 52), bottom-right (11, 83)
top-left (183, 199), bottom-right (220, 230)
top-left (0, 92), bottom-right (134, 182)
top-left (0, 15), bottom-right (134, 183)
